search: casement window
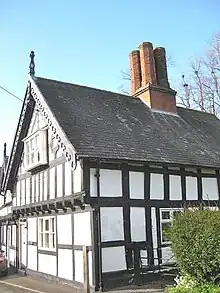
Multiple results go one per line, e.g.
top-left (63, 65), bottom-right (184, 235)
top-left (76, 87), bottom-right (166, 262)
top-left (38, 217), bottom-right (56, 250)
top-left (23, 129), bottom-right (48, 171)
top-left (160, 209), bottom-right (183, 245)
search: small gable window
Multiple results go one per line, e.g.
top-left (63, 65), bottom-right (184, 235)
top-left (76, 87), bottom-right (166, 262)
top-left (23, 129), bottom-right (48, 172)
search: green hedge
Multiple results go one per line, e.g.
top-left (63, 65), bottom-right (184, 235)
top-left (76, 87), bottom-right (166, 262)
top-left (167, 208), bottom-right (220, 283)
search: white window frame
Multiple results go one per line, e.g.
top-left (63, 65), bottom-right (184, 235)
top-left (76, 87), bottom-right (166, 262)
top-left (23, 129), bottom-right (48, 171)
top-left (160, 208), bottom-right (183, 245)
top-left (38, 216), bottom-right (56, 251)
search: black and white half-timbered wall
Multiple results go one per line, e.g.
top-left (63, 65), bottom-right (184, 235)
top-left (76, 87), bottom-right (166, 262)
top-left (1, 42), bottom-right (220, 291)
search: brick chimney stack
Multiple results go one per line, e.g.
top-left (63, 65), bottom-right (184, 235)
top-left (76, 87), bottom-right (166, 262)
top-left (129, 42), bottom-right (177, 113)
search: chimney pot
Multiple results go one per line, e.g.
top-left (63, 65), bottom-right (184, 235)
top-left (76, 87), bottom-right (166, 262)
top-left (129, 50), bottom-right (142, 95)
top-left (154, 47), bottom-right (170, 88)
top-left (139, 42), bottom-right (157, 86)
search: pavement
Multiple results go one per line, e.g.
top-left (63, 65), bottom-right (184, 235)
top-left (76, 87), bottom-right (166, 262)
top-left (0, 271), bottom-right (165, 293)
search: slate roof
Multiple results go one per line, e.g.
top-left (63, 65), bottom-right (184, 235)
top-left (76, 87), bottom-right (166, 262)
top-left (35, 77), bottom-right (220, 168)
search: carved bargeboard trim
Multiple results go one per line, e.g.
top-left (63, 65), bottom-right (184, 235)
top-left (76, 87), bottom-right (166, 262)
top-left (2, 84), bottom-right (32, 193)
top-left (29, 75), bottom-right (77, 170)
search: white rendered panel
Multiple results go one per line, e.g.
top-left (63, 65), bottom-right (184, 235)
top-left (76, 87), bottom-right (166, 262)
top-left (57, 214), bottom-right (72, 245)
top-left (49, 168), bottom-right (55, 199)
top-left (129, 172), bottom-right (144, 199)
top-left (35, 174), bottom-right (39, 202)
top-left (186, 177), bottom-right (198, 200)
top-left (202, 177), bottom-right (218, 200)
top-left (43, 171), bottom-right (48, 201)
top-left (57, 164), bottom-right (63, 198)
top-left (130, 207), bottom-right (146, 241)
top-left (17, 181), bottom-right (20, 206)
top-left (21, 180), bottom-right (25, 206)
top-left (102, 246), bottom-right (126, 272)
top-left (74, 250), bottom-right (83, 283)
top-left (28, 218), bottom-right (37, 242)
top-left (27, 245), bottom-right (37, 270)
top-left (26, 178), bottom-right (30, 204)
top-left (100, 207), bottom-right (124, 242)
top-left (38, 254), bottom-right (56, 275)
top-left (58, 249), bottom-right (73, 280)
top-left (151, 207), bottom-right (158, 265)
top-left (39, 172), bottom-right (43, 201)
top-left (65, 161), bottom-right (72, 196)
top-left (150, 174), bottom-right (164, 199)
top-left (100, 169), bottom-right (122, 197)
top-left (74, 212), bottom-right (91, 246)
top-left (73, 163), bottom-right (82, 193)
top-left (169, 175), bottom-right (182, 200)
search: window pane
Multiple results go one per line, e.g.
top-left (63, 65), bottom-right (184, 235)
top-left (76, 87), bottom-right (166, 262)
top-left (162, 222), bottom-right (171, 243)
top-left (45, 219), bottom-right (49, 231)
top-left (161, 211), bottom-right (170, 220)
top-left (45, 233), bottom-right (49, 248)
top-left (39, 219), bottom-right (43, 233)
top-left (31, 152), bottom-right (35, 164)
top-left (50, 233), bottom-right (55, 249)
top-left (26, 142), bottom-right (30, 153)
top-left (39, 233), bottom-right (44, 247)
top-left (51, 218), bottom-right (55, 233)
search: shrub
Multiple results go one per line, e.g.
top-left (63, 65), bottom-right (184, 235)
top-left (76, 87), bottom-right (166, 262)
top-left (167, 208), bottom-right (220, 283)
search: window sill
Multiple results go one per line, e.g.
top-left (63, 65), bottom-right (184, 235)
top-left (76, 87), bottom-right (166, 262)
top-left (25, 161), bottom-right (48, 173)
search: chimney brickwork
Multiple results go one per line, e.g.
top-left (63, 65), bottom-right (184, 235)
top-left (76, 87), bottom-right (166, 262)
top-left (129, 41), bottom-right (177, 113)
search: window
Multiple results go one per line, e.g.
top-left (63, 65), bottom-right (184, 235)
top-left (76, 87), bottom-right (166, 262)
top-left (160, 209), bottom-right (183, 245)
top-left (23, 129), bottom-right (48, 171)
top-left (38, 217), bottom-right (56, 250)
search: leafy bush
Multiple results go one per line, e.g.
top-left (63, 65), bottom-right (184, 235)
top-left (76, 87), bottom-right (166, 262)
top-left (167, 208), bottom-right (220, 283)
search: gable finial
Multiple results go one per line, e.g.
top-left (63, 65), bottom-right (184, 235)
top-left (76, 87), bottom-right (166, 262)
top-left (29, 51), bottom-right (35, 76)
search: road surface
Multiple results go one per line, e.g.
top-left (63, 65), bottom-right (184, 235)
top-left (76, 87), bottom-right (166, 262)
top-left (0, 282), bottom-right (35, 292)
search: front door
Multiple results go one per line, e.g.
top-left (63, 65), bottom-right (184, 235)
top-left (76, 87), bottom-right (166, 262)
top-left (19, 223), bottom-right (27, 269)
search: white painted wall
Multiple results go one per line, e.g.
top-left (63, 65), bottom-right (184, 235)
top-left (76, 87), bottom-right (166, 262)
top-left (49, 167), bottom-right (55, 199)
top-left (57, 214), bottom-right (72, 245)
top-left (58, 249), bottom-right (73, 280)
top-left (202, 178), bottom-right (219, 200)
top-left (151, 207), bottom-right (158, 265)
top-left (90, 168), bottom-right (97, 197)
top-left (9, 248), bottom-right (16, 266)
top-left (56, 164), bottom-right (63, 197)
top-left (43, 171), bottom-right (48, 201)
top-left (39, 172), bottom-right (43, 201)
top-left (65, 161), bottom-right (72, 196)
top-left (150, 174), bottom-right (164, 200)
top-left (28, 218), bottom-right (37, 242)
top-left (35, 174), bottom-right (39, 202)
top-left (186, 177), bottom-right (198, 200)
top-left (16, 181), bottom-right (20, 206)
top-left (38, 254), bottom-right (56, 275)
top-left (74, 250), bottom-right (83, 283)
top-left (73, 162), bottom-right (82, 193)
top-left (26, 178), bottom-right (30, 204)
top-left (74, 212), bottom-right (91, 246)
top-left (31, 175), bottom-right (35, 203)
top-left (100, 207), bottom-right (124, 242)
top-left (130, 207), bottom-right (146, 241)
top-left (102, 246), bottom-right (127, 272)
top-left (12, 225), bottom-right (16, 246)
top-left (27, 245), bottom-right (37, 270)
top-left (100, 169), bottom-right (122, 197)
top-left (129, 172), bottom-right (144, 199)
top-left (169, 175), bottom-right (182, 200)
